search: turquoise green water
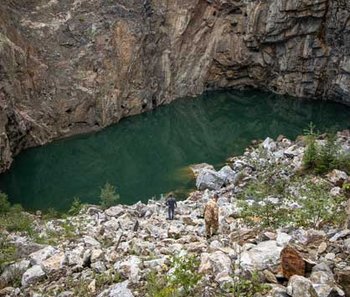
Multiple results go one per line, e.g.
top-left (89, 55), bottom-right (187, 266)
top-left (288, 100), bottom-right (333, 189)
top-left (1, 90), bottom-right (350, 211)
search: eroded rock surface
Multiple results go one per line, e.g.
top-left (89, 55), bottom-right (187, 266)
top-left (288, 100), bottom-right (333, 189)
top-left (0, 0), bottom-right (350, 171)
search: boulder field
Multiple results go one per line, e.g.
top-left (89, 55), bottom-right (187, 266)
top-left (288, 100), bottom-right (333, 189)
top-left (1, 130), bottom-right (350, 296)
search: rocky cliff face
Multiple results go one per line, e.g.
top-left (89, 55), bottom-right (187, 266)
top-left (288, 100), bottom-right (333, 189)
top-left (1, 0), bottom-right (350, 172)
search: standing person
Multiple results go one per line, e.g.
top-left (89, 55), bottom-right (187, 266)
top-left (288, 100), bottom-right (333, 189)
top-left (166, 193), bottom-right (177, 220)
top-left (204, 193), bottom-right (219, 238)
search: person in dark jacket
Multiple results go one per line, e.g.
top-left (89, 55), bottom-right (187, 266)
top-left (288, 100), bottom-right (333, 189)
top-left (166, 193), bottom-right (177, 220)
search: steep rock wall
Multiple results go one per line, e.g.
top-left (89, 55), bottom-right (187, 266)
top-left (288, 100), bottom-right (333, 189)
top-left (0, 0), bottom-right (350, 172)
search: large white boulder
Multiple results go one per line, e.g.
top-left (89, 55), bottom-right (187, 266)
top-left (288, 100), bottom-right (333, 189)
top-left (114, 256), bottom-right (141, 284)
top-left (196, 169), bottom-right (225, 191)
top-left (240, 240), bottom-right (282, 271)
top-left (217, 166), bottom-right (236, 185)
top-left (199, 251), bottom-right (232, 284)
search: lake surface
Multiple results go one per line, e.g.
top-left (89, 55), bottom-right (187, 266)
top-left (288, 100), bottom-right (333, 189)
top-left (1, 90), bottom-right (350, 211)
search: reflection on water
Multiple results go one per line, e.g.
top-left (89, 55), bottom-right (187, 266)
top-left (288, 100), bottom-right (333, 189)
top-left (1, 90), bottom-right (350, 211)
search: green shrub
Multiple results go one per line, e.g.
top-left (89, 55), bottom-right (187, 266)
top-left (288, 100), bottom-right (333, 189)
top-left (303, 123), bottom-right (319, 170)
top-left (302, 125), bottom-right (350, 175)
top-left (146, 271), bottom-right (176, 297)
top-left (315, 133), bottom-right (339, 174)
top-left (100, 182), bottom-right (120, 209)
top-left (293, 178), bottom-right (347, 228)
top-left (225, 271), bottom-right (270, 297)
top-left (146, 254), bottom-right (202, 297)
top-left (343, 182), bottom-right (350, 198)
top-left (68, 197), bottom-right (84, 216)
top-left (0, 205), bottom-right (34, 236)
top-left (334, 153), bottom-right (350, 174)
top-left (238, 198), bottom-right (291, 229)
top-left (0, 234), bottom-right (17, 274)
top-left (0, 192), bottom-right (11, 214)
top-left (95, 269), bottom-right (123, 290)
top-left (239, 176), bottom-right (347, 229)
top-left (43, 207), bottom-right (63, 220)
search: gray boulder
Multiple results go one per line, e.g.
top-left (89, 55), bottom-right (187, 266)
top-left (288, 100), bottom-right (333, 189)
top-left (287, 275), bottom-right (318, 297)
top-left (218, 166), bottom-right (236, 185)
top-left (105, 206), bottom-right (125, 218)
top-left (196, 169), bottom-right (224, 190)
top-left (114, 256), bottom-right (141, 284)
top-left (21, 265), bottom-right (46, 287)
top-left (199, 251), bottom-right (232, 284)
top-left (97, 281), bottom-right (134, 297)
top-left (29, 246), bottom-right (57, 266)
top-left (266, 285), bottom-right (289, 297)
top-left (41, 252), bottom-right (65, 274)
top-left (240, 240), bottom-right (282, 271)
top-left (310, 263), bottom-right (344, 297)
top-left (190, 163), bottom-right (215, 177)
top-left (0, 260), bottom-right (30, 286)
top-left (262, 137), bottom-right (277, 152)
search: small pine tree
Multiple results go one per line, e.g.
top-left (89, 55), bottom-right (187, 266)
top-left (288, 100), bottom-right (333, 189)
top-left (100, 183), bottom-right (120, 209)
top-left (315, 133), bottom-right (338, 174)
top-left (303, 122), bottom-right (318, 170)
top-left (68, 197), bottom-right (83, 216)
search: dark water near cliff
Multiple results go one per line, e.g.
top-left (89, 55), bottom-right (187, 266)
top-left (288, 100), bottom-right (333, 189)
top-left (1, 90), bottom-right (350, 211)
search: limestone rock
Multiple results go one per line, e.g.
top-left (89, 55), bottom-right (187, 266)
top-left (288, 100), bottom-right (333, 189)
top-left (64, 246), bottom-right (85, 267)
top-left (240, 241), bottom-right (282, 271)
top-left (21, 265), bottom-right (46, 287)
top-left (0, 260), bottom-right (30, 287)
top-left (335, 268), bottom-right (350, 297)
top-left (114, 256), bottom-right (141, 284)
top-left (190, 163), bottom-right (215, 177)
top-left (266, 285), bottom-right (289, 297)
top-left (91, 261), bottom-right (107, 273)
top-left (263, 269), bottom-right (278, 284)
top-left (329, 230), bottom-right (350, 242)
top-left (326, 170), bottom-right (348, 187)
top-left (29, 246), bottom-right (57, 266)
top-left (287, 275), bottom-right (318, 297)
top-left (217, 166), bottom-right (236, 185)
top-left (41, 252), bottom-right (65, 274)
top-left (167, 225), bottom-right (183, 239)
top-left (83, 236), bottom-right (101, 248)
top-left (276, 232), bottom-right (292, 247)
top-left (97, 281), bottom-right (134, 297)
top-left (318, 242), bottom-right (328, 254)
top-left (143, 258), bottom-right (167, 269)
top-left (262, 138), bottom-right (277, 152)
top-left (199, 251), bottom-right (232, 284)
top-left (105, 206), bottom-right (125, 218)
top-left (196, 169), bottom-right (225, 191)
